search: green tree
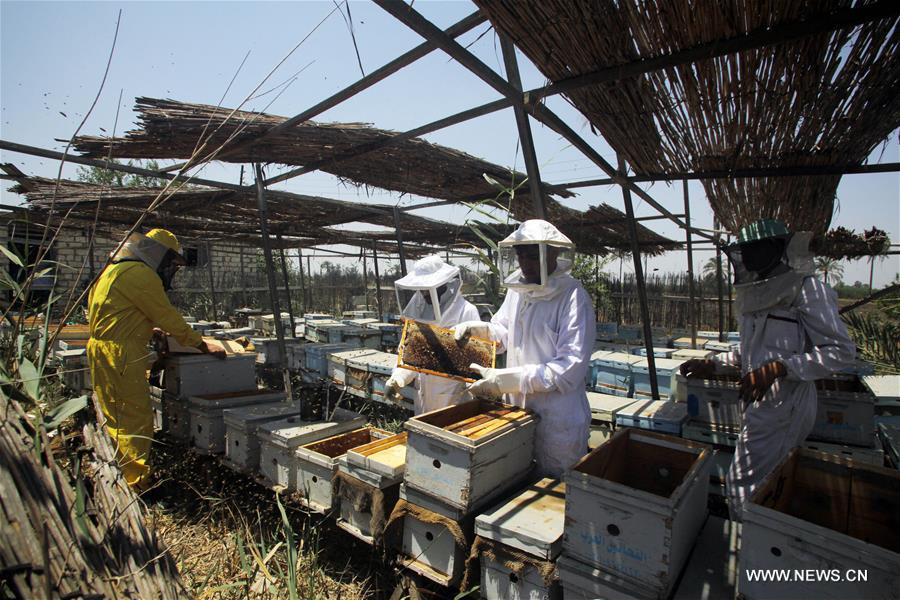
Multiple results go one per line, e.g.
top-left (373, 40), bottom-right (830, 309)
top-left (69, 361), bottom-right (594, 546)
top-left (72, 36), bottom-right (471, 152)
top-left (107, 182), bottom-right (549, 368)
top-left (814, 256), bottom-right (844, 285)
top-left (76, 159), bottom-right (165, 188)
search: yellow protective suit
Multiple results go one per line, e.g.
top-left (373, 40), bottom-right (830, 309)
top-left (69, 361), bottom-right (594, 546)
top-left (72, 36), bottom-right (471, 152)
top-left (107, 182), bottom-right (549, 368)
top-left (87, 260), bottom-right (201, 489)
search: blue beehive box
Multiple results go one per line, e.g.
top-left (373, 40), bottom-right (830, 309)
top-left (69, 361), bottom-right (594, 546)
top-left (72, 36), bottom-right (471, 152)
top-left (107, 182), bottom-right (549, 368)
top-left (616, 325), bottom-right (642, 341)
top-left (596, 322), bottom-right (618, 341)
top-left (726, 331), bottom-right (741, 342)
top-left (592, 351), bottom-right (641, 397)
top-left (304, 343), bottom-right (353, 378)
top-left (632, 357), bottom-right (686, 400)
top-left (631, 347), bottom-right (677, 359)
top-left (615, 399), bottom-right (688, 436)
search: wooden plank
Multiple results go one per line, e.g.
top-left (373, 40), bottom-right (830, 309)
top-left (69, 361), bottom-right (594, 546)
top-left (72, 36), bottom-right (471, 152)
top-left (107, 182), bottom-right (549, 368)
top-left (456, 410), bottom-right (515, 437)
top-left (353, 432), bottom-right (408, 457)
top-left (468, 411), bottom-right (530, 440)
top-left (446, 413), bottom-right (495, 433)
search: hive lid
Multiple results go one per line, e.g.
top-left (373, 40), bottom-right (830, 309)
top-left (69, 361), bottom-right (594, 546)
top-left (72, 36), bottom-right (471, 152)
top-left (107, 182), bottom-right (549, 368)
top-left (587, 392), bottom-right (640, 420)
top-left (475, 478), bottom-right (566, 560)
top-left (257, 408), bottom-right (366, 447)
top-left (329, 348), bottom-right (380, 366)
top-left (633, 357), bottom-right (685, 372)
top-left (188, 389), bottom-right (285, 411)
top-left (619, 400), bottom-right (688, 423)
top-left (223, 401), bottom-right (302, 427)
top-left (863, 375), bottom-right (900, 403)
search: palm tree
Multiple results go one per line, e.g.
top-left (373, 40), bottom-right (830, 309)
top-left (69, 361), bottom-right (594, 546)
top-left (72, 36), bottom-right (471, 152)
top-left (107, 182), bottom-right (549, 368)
top-left (815, 257), bottom-right (844, 285)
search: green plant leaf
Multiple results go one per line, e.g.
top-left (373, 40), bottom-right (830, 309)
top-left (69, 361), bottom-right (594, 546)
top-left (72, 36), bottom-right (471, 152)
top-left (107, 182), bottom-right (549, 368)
top-left (18, 357), bottom-right (40, 402)
top-left (0, 244), bottom-right (24, 267)
top-left (43, 395), bottom-right (89, 430)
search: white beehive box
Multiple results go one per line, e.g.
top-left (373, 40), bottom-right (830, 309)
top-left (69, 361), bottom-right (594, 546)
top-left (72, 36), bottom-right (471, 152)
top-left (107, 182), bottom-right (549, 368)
top-left (257, 408), bottom-right (366, 489)
top-left (343, 317), bottom-right (379, 327)
top-left (294, 427), bottom-right (391, 513)
top-left (810, 377), bottom-right (875, 447)
top-left (741, 448), bottom-right (900, 600)
top-left (476, 478), bottom-right (566, 560)
top-left (557, 553), bottom-right (658, 600)
top-left (161, 353), bottom-right (257, 398)
top-left (304, 319), bottom-right (339, 342)
top-left (632, 357), bottom-right (685, 400)
top-left (591, 351), bottom-right (641, 397)
top-left (631, 346), bottom-right (676, 359)
top-left (338, 326), bottom-right (382, 349)
top-left (616, 399), bottom-right (688, 436)
top-left (671, 347), bottom-right (716, 361)
top-left (704, 339), bottom-right (739, 353)
top-left (162, 395), bottom-right (191, 440)
top-left (336, 432), bottom-right (407, 543)
top-left (404, 399), bottom-right (537, 514)
top-left (223, 402), bottom-right (304, 472)
top-left (679, 374), bottom-right (742, 428)
top-left (395, 484), bottom-right (476, 587)
top-left (481, 554), bottom-right (561, 600)
top-left (187, 389), bottom-right (285, 454)
top-left (681, 420), bottom-right (739, 494)
top-left (863, 374), bottom-right (900, 407)
top-left (328, 349), bottom-right (380, 387)
top-left (564, 428), bottom-right (711, 596)
top-left (304, 343), bottom-right (353, 379)
top-left (802, 439), bottom-right (884, 466)
top-left (56, 348), bottom-right (91, 392)
top-left (587, 392), bottom-right (638, 448)
top-left (367, 322), bottom-right (400, 348)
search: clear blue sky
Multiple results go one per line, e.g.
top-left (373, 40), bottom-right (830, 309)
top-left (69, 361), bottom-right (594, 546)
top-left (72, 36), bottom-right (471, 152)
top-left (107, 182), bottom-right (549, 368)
top-left (2, 0), bottom-right (898, 286)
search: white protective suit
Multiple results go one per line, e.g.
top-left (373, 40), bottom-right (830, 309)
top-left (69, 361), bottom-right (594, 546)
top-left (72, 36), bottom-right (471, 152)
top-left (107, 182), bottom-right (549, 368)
top-left (475, 220), bottom-right (596, 478)
top-left (716, 234), bottom-right (856, 520)
top-left (389, 256), bottom-right (480, 414)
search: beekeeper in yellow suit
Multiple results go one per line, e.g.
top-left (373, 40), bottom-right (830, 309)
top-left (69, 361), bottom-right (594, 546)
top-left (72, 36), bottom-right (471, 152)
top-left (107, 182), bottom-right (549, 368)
top-left (87, 228), bottom-right (224, 490)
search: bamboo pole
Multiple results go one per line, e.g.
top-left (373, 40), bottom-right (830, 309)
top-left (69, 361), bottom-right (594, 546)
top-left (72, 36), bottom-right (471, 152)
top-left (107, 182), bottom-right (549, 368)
top-left (297, 248), bottom-right (306, 314)
top-left (392, 205), bottom-right (408, 277)
top-left (715, 217), bottom-right (725, 342)
top-left (372, 244), bottom-right (383, 320)
top-left (684, 181), bottom-right (697, 349)
top-left (618, 155), bottom-right (659, 400)
top-left (205, 241), bottom-right (218, 321)
top-left (254, 163), bottom-right (293, 403)
top-left (277, 235), bottom-right (296, 338)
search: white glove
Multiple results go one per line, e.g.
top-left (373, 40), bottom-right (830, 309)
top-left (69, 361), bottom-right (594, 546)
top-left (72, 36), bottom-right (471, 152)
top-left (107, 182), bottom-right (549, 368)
top-left (385, 368), bottom-right (415, 403)
top-left (453, 321), bottom-right (490, 342)
top-left (467, 363), bottom-right (525, 398)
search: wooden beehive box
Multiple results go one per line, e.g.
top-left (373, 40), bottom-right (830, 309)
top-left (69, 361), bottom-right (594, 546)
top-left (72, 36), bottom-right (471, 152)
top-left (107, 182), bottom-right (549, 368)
top-left (397, 319), bottom-right (496, 383)
top-left (810, 376), bottom-right (876, 447)
top-left (615, 399), bottom-right (688, 436)
top-left (187, 389), bottom-right (285, 454)
top-left (161, 353), bottom-right (257, 398)
top-left (223, 402), bottom-right (304, 472)
top-left (257, 408), bottom-right (366, 489)
top-left (404, 399), bottom-right (537, 514)
top-left (476, 478), bottom-right (566, 560)
top-left (681, 420), bottom-right (738, 495)
top-left (679, 373), bottom-right (742, 428)
top-left (294, 427), bottom-right (391, 513)
top-left (563, 428), bottom-right (711, 597)
top-left (161, 395), bottom-right (191, 440)
top-left (336, 432), bottom-right (408, 544)
top-left (741, 449), bottom-right (900, 600)
top-left (587, 392), bottom-right (638, 448)
top-left (328, 349), bottom-right (380, 387)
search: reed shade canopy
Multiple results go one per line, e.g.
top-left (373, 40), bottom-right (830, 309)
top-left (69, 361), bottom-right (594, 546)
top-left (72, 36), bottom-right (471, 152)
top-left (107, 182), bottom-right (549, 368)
top-left (69, 97), bottom-right (573, 217)
top-left (5, 171), bottom-right (679, 257)
top-left (474, 0), bottom-right (900, 235)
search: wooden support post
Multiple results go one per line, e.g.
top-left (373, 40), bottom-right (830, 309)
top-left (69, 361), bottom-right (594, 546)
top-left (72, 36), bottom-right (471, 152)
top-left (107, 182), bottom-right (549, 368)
top-left (683, 181), bottom-right (697, 349)
top-left (306, 254), bottom-right (313, 309)
top-left (594, 254), bottom-right (600, 318)
top-left (372, 244), bottom-right (383, 321)
top-left (239, 245), bottom-right (247, 307)
top-left (392, 206), bottom-right (408, 277)
top-left (254, 163), bottom-right (292, 403)
top-left (205, 241), bottom-right (218, 322)
top-left (362, 253), bottom-right (370, 311)
top-left (715, 217), bottom-right (725, 342)
top-left (86, 227), bottom-right (96, 280)
top-left (618, 155), bottom-right (659, 400)
top-left (499, 35), bottom-right (546, 219)
top-left (726, 237), bottom-right (734, 332)
top-left (297, 248), bottom-right (307, 314)
top-left (277, 235), bottom-right (296, 338)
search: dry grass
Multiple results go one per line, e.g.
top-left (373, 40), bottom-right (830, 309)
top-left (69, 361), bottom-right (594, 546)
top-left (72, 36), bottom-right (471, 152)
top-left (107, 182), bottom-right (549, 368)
top-left (145, 433), bottom-right (398, 599)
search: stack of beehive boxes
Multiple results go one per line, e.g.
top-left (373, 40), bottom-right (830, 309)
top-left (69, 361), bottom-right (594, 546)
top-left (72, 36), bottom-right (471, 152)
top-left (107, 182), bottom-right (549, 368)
top-left (387, 399), bottom-right (537, 587)
top-left (559, 428), bottom-right (711, 599)
top-left (473, 478), bottom-right (567, 599)
top-left (157, 351), bottom-right (258, 442)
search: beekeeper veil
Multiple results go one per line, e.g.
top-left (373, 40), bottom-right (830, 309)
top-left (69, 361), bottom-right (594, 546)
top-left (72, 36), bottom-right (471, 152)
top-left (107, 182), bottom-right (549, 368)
top-left (723, 219), bottom-right (815, 314)
top-left (498, 220), bottom-right (574, 292)
top-left (111, 229), bottom-right (187, 290)
top-left (395, 254), bottom-right (463, 323)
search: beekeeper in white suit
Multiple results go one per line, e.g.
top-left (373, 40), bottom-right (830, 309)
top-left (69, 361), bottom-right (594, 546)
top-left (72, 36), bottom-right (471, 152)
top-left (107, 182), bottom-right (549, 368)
top-left (384, 254), bottom-right (481, 414)
top-left (454, 220), bottom-right (595, 478)
top-left (681, 219), bottom-right (855, 520)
